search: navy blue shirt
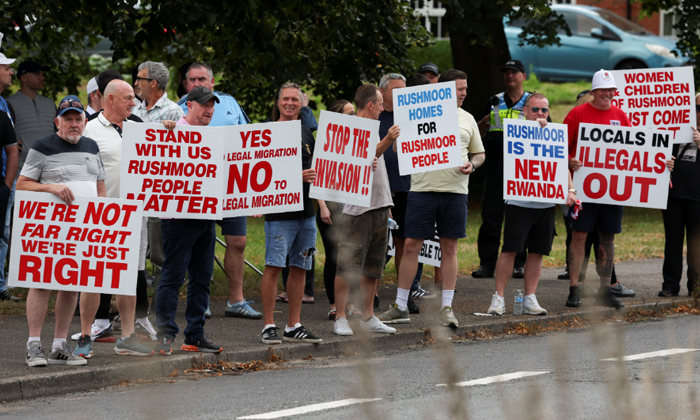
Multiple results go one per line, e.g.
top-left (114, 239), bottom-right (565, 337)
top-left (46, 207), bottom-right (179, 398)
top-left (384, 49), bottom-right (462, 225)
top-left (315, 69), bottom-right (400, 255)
top-left (379, 111), bottom-right (410, 192)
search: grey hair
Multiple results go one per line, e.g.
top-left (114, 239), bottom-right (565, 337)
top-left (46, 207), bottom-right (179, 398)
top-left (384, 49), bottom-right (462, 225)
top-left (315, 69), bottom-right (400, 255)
top-left (186, 62), bottom-right (214, 80)
top-left (138, 61), bottom-right (169, 91)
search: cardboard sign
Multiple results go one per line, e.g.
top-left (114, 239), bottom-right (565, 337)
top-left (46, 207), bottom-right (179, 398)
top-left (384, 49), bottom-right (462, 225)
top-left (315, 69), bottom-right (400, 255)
top-left (8, 192), bottom-right (142, 295)
top-left (610, 67), bottom-right (696, 144)
top-left (573, 123), bottom-right (672, 209)
top-left (387, 226), bottom-right (442, 267)
top-left (309, 111), bottom-right (379, 206)
top-left (121, 122), bottom-right (225, 219)
top-left (223, 121), bottom-right (303, 217)
top-left (503, 120), bottom-right (569, 204)
top-left (393, 81), bottom-right (463, 175)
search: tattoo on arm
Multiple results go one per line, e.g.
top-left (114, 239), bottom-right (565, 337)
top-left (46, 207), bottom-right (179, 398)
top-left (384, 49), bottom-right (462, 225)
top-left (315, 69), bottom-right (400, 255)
top-left (470, 152), bottom-right (485, 169)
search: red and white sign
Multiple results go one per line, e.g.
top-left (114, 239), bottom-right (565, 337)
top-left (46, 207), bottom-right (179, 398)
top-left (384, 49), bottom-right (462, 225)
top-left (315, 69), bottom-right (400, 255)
top-left (573, 123), bottom-right (672, 209)
top-left (8, 192), bottom-right (142, 295)
top-left (610, 67), bottom-right (696, 144)
top-left (121, 122), bottom-right (225, 219)
top-left (503, 120), bottom-right (569, 204)
top-left (309, 111), bottom-right (379, 206)
top-left (223, 121), bottom-right (303, 217)
top-left (393, 81), bottom-right (463, 175)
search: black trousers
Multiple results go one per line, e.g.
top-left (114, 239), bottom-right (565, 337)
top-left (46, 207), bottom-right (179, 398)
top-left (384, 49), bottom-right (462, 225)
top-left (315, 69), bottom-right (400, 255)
top-left (662, 197), bottom-right (700, 294)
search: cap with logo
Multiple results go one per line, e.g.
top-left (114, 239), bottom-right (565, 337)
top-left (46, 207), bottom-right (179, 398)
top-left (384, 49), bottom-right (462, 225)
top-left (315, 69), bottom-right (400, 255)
top-left (591, 69), bottom-right (617, 91)
top-left (187, 86), bottom-right (220, 105)
top-left (17, 60), bottom-right (49, 77)
top-left (418, 62), bottom-right (439, 76)
top-left (57, 95), bottom-right (84, 117)
top-left (0, 53), bottom-right (15, 65)
top-left (501, 60), bottom-right (526, 73)
top-left (87, 77), bottom-right (98, 94)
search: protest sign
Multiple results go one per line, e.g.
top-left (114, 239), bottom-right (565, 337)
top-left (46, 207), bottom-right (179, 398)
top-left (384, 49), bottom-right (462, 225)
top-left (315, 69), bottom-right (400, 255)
top-left (223, 120), bottom-right (303, 217)
top-left (309, 111), bottom-right (379, 206)
top-left (503, 119), bottom-right (569, 204)
top-left (393, 81), bottom-right (463, 175)
top-left (572, 123), bottom-right (672, 209)
top-left (121, 122), bottom-right (225, 219)
top-left (610, 67), bottom-right (696, 144)
top-left (387, 226), bottom-right (442, 267)
top-left (8, 192), bottom-right (142, 295)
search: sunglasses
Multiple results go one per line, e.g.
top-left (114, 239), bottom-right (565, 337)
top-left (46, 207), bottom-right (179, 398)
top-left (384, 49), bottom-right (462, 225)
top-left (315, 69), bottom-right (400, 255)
top-left (529, 106), bottom-right (549, 113)
top-left (58, 100), bottom-right (84, 110)
top-left (136, 77), bottom-right (154, 82)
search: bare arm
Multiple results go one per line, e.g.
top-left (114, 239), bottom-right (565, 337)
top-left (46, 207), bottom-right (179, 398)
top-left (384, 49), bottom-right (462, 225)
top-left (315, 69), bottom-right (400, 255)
top-left (17, 175), bottom-right (76, 205)
top-left (459, 152), bottom-right (485, 175)
top-left (566, 172), bottom-right (576, 207)
top-left (317, 199), bottom-right (332, 225)
top-left (376, 125), bottom-right (400, 157)
top-left (97, 180), bottom-right (106, 198)
top-left (4, 144), bottom-right (18, 188)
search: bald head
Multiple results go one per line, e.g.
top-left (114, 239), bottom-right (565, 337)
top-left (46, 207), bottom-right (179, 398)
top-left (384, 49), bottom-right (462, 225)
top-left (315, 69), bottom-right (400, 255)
top-left (103, 80), bottom-right (136, 123)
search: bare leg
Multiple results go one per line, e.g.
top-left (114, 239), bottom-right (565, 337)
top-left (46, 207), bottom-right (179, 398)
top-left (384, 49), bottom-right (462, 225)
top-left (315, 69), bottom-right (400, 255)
top-left (361, 275), bottom-right (377, 319)
top-left (334, 275), bottom-right (350, 318)
top-left (523, 253), bottom-right (544, 295)
top-left (54, 291), bottom-right (79, 339)
top-left (79, 292), bottom-right (100, 336)
top-left (116, 295), bottom-right (136, 337)
top-left (394, 236), bottom-right (405, 275)
top-left (225, 235), bottom-right (246, 303)
top-left (397, 238), bottom-right (422, 290)
top-left (568, 230), bottom-right (588, 287)
top-left (597, 232), bottom-right (615, 288)
top-left (261, 266), bottom-right (283, 325)
top-left (286, 266), bottom-right (306, 327)
top-left (438, 238), bottom-right (458, 291)
top-left (494, 252), bottom-right (516, 297)
top-left (27, 288), bottom-right (52, 337)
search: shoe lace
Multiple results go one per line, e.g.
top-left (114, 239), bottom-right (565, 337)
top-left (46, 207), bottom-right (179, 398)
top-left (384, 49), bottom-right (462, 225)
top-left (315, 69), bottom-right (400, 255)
top-left (28, 345), bottom-right (43, 358)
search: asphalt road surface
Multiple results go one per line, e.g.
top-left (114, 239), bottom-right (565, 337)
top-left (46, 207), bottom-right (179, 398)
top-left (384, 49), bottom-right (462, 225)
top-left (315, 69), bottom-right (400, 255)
top-left (3, 315), bottom-right (700, 420)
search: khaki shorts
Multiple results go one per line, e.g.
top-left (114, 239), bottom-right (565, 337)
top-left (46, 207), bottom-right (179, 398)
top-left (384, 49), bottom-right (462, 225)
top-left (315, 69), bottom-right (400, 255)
top-left (336, 207), bottom-right (390, 281)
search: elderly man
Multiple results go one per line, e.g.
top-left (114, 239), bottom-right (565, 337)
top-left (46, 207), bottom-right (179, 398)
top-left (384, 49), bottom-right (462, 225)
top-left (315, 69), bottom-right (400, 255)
top-left (85, 77), bottom-right (101, 117)
top-left (19, 96), bottom-right (104, 367)
top-left (154, 86), bottom-right (223, 355)
top-left (487, 93), bottom-right (576, 315)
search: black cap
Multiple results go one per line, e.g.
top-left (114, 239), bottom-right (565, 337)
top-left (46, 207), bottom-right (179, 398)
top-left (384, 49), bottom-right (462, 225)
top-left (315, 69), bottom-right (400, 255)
top-left (187, 87), bottom-right (220, 105)
top-left (17, 61), bottom-right (49, 77)
top-left (501, 60), bottom-right (525, 73)
top-left (418, 62), bottom-right (439, 75)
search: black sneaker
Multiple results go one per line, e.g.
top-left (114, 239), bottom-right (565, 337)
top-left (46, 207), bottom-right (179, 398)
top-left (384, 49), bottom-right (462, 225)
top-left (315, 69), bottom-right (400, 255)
top-left (471, 266), bottom-right (494, 278)
top-left (155, 336), bottom-right (174, 356)
top-left (658, 289), bottom-right (679, 297)
top-left (565, 286), bottom-right (581, 307)
top-left (597, 289), bottom-right (625, 309)
top-left (182, 336), bottom-right (222, 353)
top-left (512, 266), bottom-right (525, 279)
top-left (282, 325), bottom-right (322, 343)
top-left (557, 270), bottom-right (570, 280)
top-left (261, 326), bottom-right (282, 344)
top-left (0, 289), bottom-right (20, 302)
top-left (407, 297), bottom-right (420, 314)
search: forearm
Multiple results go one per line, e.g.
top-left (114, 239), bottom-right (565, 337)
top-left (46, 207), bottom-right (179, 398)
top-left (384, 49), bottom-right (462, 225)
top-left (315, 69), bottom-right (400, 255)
top-left (469, 152), bottom-right (485, 169)
top-left (376, 135), bottom-right (394, 157)
top-left (16, 175), bottom-right (50, 193)
top-left (4, 151), bottom-right (18, 188)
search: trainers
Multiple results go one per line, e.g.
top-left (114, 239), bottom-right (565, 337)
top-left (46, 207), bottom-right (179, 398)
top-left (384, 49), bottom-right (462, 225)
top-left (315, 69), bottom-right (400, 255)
top-left (204, 306), bottom-right (212, 318)
top-left (182, 336), bottom-right (223, 353)
top-left (225, 300), bottom-right (263, 319)
top-left (512, 266), bottom-right (525, 279)
top-left (74, 335), bottom-right (93, 359)
top-left (523, 295), bottom-right (547, 315)
top-left (134, 318), bottom-right (158, 341)
top-left (407, 297), bottom-right (420, 314)
top-left (283, 325), bottom-right (322, 343)
top-left (26, 342), bottom-right (47, 367)
top-left (71, 323), bottom-right (116, 343)
top-left (115, 334), bottom-right (155, 356)
top-left (597, 288), bottom-right (625, 309)
top-left (377, 303), bottom-right (410, 324)
top-left (557, 270), bottom-right (570, 280)
top-left (410, 286), bottom-right (436, 300)
top-left (48, 341), bottom-right (87, 366)
top-left (487, 293), bottom-right (505, 315)
top-left (360, 316), bottom-right (396, 334)
top-left (471, 265), bottom-right (494, 278)
top-left (155, 336), bottom-right (174, 356)
top-left (333, 317), bottom-right (354, 336)
top-left (658, 289), bottom-right (679, 297)
top-left (610, 282), bottom-right (636, 297)
top-left (261, 326), bottom-right (282, 344)
top-left (439, 306), bottom-right (459, 327)
top-left (0, 289), bottom-right (20, 302)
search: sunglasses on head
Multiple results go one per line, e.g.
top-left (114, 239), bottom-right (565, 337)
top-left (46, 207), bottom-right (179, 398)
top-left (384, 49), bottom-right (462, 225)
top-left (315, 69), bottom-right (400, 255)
top-left (529, 106), bottom-right (549, 113)
top-left (58, 100), bottom-right (84, 110)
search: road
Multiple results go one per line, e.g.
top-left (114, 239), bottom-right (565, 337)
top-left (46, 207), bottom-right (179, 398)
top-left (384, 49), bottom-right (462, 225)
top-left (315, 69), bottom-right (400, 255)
top-left (2, 315), bottom-right (700, 420)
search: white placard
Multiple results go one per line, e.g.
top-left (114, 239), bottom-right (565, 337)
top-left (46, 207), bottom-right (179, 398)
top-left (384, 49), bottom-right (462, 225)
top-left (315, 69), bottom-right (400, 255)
top-left (393, 81), bottom-right (463, 175)
top-left (121, 122), bottom-right (225, 219)
top-left (309, 111), bottom-right (379, 206)
top-left (610, 67), bottom-right (696, 144)
top-left (387, 227), bottom-right (441, 267)
top-left (8, 192), bottom-right (142, 295)
top-left (503, 120), bottom-right (569, 204)
top-left (223, 121), bottom-right (303, 217)
top-left (572, 123), bottom-right (672, 209)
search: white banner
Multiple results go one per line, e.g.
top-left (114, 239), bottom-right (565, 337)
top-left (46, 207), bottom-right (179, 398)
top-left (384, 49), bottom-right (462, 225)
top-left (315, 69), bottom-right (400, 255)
top-left (223, 121), bottom-right (303, 217)
top-left (393, 81), bottom-right (463, 175)
top-left (387, 226), bottom-right (441, 267)
top-left (610, 67), bottom-right (696, 144)
top-left (8, 192), bottom-right (142, 295)
top-left (121, 122), bottom-right (225, 219)
top-left (573, 123), bottom-right (672, 209)
top-left (503, 120), bottom-right (569, 204)
top-left (309, 111), bottom-right (379, 206)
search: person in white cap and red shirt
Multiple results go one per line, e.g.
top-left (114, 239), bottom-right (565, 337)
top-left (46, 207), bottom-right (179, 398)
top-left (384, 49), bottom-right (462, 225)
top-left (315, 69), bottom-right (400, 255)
top-left (85, 76), bottom-right (101, 117)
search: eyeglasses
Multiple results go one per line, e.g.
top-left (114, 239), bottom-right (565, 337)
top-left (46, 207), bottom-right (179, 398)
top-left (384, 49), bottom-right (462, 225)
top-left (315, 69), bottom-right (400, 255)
top-left (136, 77), bottom-right (154, 82)
top-left (58, 100), bottom-right (84, 110)
top-left (529, 106), bottom-right (549, 113)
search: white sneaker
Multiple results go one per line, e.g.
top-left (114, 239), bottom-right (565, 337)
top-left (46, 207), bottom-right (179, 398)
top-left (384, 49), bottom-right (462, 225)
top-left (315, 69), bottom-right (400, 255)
top-left (487, 292), bottom-right (505, 315)
top-left (523, 295), bottom-right (547, 315)
top-left (333, 317), bottom-right (354, 336)
top-left (135, 318), bottom-right (158, 341)
top-left (71, 322), bottom-right (111, 341)
top-left (359, 316), bottom-right (396, 334)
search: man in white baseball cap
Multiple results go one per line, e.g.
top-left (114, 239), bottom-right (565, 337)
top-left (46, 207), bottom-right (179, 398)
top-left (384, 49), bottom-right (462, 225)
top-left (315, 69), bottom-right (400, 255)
top-left (85, 76), bottom-right (101, 117)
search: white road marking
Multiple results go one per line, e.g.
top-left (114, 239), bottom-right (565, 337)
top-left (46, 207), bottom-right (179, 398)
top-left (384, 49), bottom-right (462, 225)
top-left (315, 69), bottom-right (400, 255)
top-left (236, 398), bottom-right (382, 419)
top-left (437, 370), bottom-right (550, 387)
top-left (601, 348), bottom-right (699, 362)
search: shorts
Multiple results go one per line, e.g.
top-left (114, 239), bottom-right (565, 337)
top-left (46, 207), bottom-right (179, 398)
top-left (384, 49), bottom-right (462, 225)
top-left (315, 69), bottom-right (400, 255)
top-left (217, 216), bottom-right (247, 236)
top-left (391, 191), bottom-right (409, 238)
top-left (570, 202), bottom-right (623, 234)
top-left (336, 207), bottom-right (389, 281)
top-left (404, 192), bottom-right (468, 239)
top-left (502, 205), bottom-right (556, 255)
top-left (264, 216), bottom-right (316, 270)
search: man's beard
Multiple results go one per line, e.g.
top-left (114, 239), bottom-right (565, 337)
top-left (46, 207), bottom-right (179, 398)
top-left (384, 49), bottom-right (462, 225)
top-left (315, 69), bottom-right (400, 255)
top-left (64, 132), bottom-right (81, 144)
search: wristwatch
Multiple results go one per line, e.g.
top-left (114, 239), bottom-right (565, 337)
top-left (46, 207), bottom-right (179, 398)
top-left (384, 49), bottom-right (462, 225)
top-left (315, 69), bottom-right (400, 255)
top-left (568, 188), bottom-right (577, 194)
top-left (469, 161), bottom-right (476, 172)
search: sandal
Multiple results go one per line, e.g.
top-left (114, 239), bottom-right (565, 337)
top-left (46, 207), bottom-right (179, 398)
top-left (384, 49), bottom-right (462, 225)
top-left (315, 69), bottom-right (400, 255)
top-left (327, 308), bottom-right (337, 320)
top-left (346, 307), bottom-right (362, 320)
top-left (276, 294), bottom-right (288, 303)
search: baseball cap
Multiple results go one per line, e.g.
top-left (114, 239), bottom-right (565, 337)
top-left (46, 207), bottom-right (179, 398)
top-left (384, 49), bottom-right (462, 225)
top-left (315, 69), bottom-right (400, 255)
top-left (591, 69), bottom-right (617, 91)
top-left (17, 60), bottom-right (49, 77)
top-left (87, 77), bottom-right (98, 94)
top-left (502, 60), bottom-right (526, 73)
top-left (0, 53), bottom-right (15, 65)
top-left (418, 62), bottom-right (439, 75)
top-left (187, 86), bottom-right (220, 105)
top-left (56, 95), bottom-right (85, 117)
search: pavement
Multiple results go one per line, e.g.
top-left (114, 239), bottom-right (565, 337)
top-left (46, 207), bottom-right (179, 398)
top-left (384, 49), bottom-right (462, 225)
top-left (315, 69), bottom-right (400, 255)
top-left (0, 257), bottom-right (694, 403)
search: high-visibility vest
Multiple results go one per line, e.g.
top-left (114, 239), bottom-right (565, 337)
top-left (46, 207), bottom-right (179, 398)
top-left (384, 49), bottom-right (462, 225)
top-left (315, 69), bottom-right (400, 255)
top-left (488, 92), bottom-right (530, 132)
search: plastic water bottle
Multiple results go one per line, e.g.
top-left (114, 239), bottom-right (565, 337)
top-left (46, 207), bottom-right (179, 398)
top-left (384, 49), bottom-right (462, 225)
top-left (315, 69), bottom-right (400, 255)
top-left (388, 218), bottom-right (399, 230)
top-left (514, 290), bottom-right (524, 315)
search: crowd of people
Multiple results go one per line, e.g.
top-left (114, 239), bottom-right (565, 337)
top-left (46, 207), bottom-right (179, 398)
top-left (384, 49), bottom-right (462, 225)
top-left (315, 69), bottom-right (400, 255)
top-left (0, 50), bottom-right (695, 368)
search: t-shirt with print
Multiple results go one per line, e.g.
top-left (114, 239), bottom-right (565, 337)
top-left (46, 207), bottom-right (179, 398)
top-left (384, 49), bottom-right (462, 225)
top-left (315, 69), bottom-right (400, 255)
top-left (563, 102), bottom-right (631, 161)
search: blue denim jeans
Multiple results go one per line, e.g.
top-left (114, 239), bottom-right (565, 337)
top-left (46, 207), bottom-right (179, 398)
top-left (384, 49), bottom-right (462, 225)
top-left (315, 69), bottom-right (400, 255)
top-left (264, 216), bottom-right (316, 270)
top-left (0, 180), bottom-right (14, 292)
top-left (156, 219), bottom-right (215, 341)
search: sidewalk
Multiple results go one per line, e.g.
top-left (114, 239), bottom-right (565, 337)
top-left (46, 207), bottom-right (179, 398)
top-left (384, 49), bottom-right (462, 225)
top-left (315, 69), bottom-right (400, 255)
top-left (0, 258), bottom-right (691, 402)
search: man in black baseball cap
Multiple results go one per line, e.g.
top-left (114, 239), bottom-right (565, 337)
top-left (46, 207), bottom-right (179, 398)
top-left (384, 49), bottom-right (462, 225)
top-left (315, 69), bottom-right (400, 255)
top-left (16, 60), bottom-right (49, 78)
top-left (187, 86), bottom-right (220, 105)
top-left (501, 60), bottom-right (526, 74)
top-left (418, 62), bottom-right (439, 84)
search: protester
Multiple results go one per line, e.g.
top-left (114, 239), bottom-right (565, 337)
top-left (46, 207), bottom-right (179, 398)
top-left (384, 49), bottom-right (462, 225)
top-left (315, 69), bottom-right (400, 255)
top-left (85, 76), bottom-right (101, 117)
top-left (487, 93), bottom-right (576, 315)
top-left (260, 82), bottom-right (321, 344)
top-left (418, 62), bottom-right (439, 84)
top-left (20, 96), bottom-right (103, 367)
top-left (379, 69), bottom-right (484, 327)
